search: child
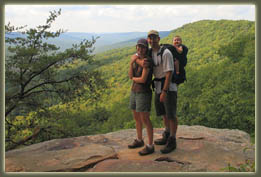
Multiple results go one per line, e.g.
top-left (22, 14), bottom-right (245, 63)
top-left (172, 35), bottom-right (188, 75)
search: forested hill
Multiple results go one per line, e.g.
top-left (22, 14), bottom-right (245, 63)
top-left (163, 20), bottom-right (255, 66)
top-left (5, 19), bottom-right (255, 151)
top-left (87, 19), bottom-right (255, 136)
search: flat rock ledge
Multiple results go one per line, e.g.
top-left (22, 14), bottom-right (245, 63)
top-left (5, 125), bottom-right (255, 172)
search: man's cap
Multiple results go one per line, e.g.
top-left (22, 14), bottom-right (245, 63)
top-left (148, 30), bottom-right (159, 37)
top-left (136, 38), bottom-right (148, 47)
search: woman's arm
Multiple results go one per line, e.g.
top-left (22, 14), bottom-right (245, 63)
top-left (132, 65), bottom-right (150, 84)
top-left (128, 54), bottom-right (137, 79)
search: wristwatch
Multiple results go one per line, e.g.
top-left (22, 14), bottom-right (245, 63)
top-left (163, 89), bottom-right (168, 93)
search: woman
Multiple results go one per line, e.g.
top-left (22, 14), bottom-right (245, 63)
top-left (128, 38), bottom-right (154, 156)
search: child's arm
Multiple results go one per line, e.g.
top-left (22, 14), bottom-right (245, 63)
top-left (181, 45), bottom-right (188, 66)
top-left (175, 45), bottom-right (183, 54)
top-left (182, 44), bottom-right (188, 56)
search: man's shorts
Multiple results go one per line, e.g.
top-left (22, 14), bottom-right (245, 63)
top-left (129, 91), bottom-right (152, 112)
top-left (155, 91), bottom-right (177, 120)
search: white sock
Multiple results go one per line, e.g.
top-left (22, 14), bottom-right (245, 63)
top-left (137, 138), bottom-right (143, 142)
top-left (146, 144), bottom-right (154, 149)
top-left (165, 127), bottom-right (170, 133)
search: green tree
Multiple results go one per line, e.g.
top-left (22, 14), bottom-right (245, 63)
top-left (5, 9), bottom-right (106, 150)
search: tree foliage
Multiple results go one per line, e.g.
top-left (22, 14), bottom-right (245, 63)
top-left (5, 9), bottom-right (106, 150)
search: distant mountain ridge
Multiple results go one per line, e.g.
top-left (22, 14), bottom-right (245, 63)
top-left (95, 31), bottom-right (171, 53)
top-left (5, 31), bottom-right (171, 54)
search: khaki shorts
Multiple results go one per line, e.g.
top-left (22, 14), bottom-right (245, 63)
top-left (155, 91), bottom-right (177, 120)
top-left (129, 91), bottom-right (152, 112)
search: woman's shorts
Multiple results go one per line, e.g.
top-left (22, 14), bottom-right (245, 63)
top-left (129, 91), bottom-right (152, 112)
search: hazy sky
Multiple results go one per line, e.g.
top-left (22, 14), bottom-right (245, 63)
top-left (5, 5), bottom-right (255, 33)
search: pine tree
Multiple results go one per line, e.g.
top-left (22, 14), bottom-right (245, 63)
top-left (5, 9), bottom-right (106, 150)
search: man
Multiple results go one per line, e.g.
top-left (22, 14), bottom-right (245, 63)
top-left (134, 30), bottom-right (178, 153)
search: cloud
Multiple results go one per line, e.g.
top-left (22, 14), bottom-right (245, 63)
top-left (5, 5), bottom-right (255, 33)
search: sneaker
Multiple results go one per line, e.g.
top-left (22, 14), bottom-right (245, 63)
top-left (154, 131), bottom-right (170, 145)
top-left (128, 139), bottom-right (144, 149)
top-left (138, 145), bottom-right (155, 156)
top-left (160, 136), bottom-right (177, 154)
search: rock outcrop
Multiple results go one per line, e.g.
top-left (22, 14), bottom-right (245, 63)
top-left (5, 125), bottom-right (255, 172)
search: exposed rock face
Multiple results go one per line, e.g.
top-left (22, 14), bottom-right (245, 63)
top-left (5, 125), bottom-right (255, 172)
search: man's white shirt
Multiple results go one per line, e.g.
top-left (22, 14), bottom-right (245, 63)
top-left (152, 47), bottom-right (178, 94)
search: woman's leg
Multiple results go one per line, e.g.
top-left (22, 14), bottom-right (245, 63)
top-left (132, 110), bottom-right (143, 140)
top-left (140, 112), bottom-right (153, 145)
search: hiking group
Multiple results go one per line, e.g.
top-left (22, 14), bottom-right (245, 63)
top-left (128, 30), bottom-right (188, 155)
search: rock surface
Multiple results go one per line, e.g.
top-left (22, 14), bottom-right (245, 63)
top-left (5, 125), bottom-right (255, 172)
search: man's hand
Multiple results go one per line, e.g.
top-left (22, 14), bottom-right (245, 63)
top-left (134, 57), bottom-right (150, 68)
top-left (160, 91), bottom-right (167, 102)
top-left (142, 58), bottom-right (150, 68)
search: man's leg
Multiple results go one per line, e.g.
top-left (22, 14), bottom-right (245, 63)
top-left (163, 115), bottom-right (170, 133)
top-left (169, 116), bottom-right (178, 137)
top-left (154, 93), bottom-right (170, 145)
top-left (160, 91), bottom-right (178, 154)
top-left (154, 115), bottom-right (170, 145)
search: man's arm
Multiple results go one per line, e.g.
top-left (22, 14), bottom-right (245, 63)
top-left (160, 71), bottom-right (172, 102)
top-left (160, 50), bottom-right (174, 102)
top-left (132, 54), bottom-right (150, 68)
top-left (132, 66), bottom-right (150, 84)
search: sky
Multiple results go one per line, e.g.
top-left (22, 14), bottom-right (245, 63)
top-left (5, 5), bottom-right (255, 33)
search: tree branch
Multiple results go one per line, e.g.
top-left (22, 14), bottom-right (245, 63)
top-left (7, 126), bottom-right (42, 150)
top-left (5, 104), bottom-right (17, 117)
top-left (23, 89), bottom-right (60, 98)
top-left (24, 59), bottom-right (60, 88)
top-left (23, 75), bottom-right (78, 96)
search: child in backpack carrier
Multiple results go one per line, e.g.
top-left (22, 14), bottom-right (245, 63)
top-left (173, 35), bottom-right (188, 75)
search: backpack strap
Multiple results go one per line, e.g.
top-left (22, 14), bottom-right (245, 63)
top-left (158, 44), bottom-right (166, 58)
top-left (149, 47), bottom-right (165, 66)
top-left (151, 77), bottom-right (166, 91)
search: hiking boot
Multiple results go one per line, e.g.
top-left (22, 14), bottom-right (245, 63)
top-left (154, 131), bottom-right (170, 145)
top-left (138, 145), bottom-right (155, 156)
top-left (128, 139), bottom-right (144, 149)
top-left (160, 136), bottom-right (177, 154)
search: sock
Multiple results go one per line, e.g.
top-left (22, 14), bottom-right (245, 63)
top-left (137, 138), bottom-right (143, 142)
top-left (165, 127), bottom-right (170, 133)
top-left (146, 144), bottom-right (154, 149)
top-left (170, 131), bottom-right (177, 138)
